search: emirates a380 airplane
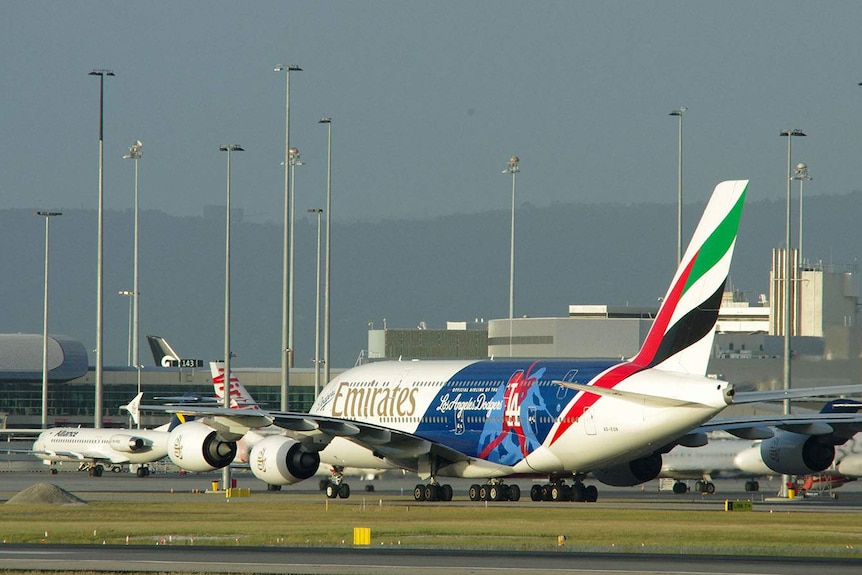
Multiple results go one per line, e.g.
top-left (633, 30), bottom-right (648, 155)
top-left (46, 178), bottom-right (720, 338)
top-left (155, 180), bottom-right (862, 502)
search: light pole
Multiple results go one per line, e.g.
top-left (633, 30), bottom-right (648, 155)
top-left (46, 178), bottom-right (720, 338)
top-left (35, 210), bottom-right (61, 429)
top-left (89, 69), bottom-right (114, 428)
top-left (779, 128), bottom-right (805, 499)
top-left (118, 290), bottom-right (134, 365)
top-left (123, 140), bottom-right (142, 371)
top-left (219, 143), bottom-right (243, 490)
top-left (792, 162), bottom-right (812, 267)
top-left (319, 117), bottom-right (332, 385)
top-left (288, 147), bottom-right (304, 379)
top-left (502, 155), bottom-right (520, 357)
top-left (275, 63), bottom-right (301, 412)
top-left (308, 208), bottom-right (323, 397)
top-left (669, 107), bottom-right (687, 264)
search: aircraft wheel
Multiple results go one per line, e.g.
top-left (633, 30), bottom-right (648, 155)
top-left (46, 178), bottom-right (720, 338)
top-left (673, 481), bottom-right (688, 494)
top-left (440, 484), bottom-right (453, 501)
top-left (584, 485), bottom-right (598, 502)
top-left (413, 484), bottom-right (427, 501)
top-left (550, 485), bottom-right (563, 502)
top-left (705, 482), bottom-right (715, 494)
top-left (508, 484), bottom-right (521, 501)
top-left (744, 480), bottom-right (759, 492)
top-left (423, 484), bottom-right (438, 502)
top-left (468, 484), bottom-right (481, 501)
top-left (530, 484), bottom-right (543, 501)
top-left (93, 465), bottom-right (103, 477)
top-left (136, 467), bottom-right (148, 478)
top-left (325, 483), bottom-right (339, 499)
top-left (338, 483), bottom-right (351, 499)
top-left (571, 483), bottom-right (585, 502)
top-left (479, 485), bottom-right (489, 501)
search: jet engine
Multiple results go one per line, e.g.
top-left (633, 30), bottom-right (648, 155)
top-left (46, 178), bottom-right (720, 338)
top-left (167, 421), bottom-right (238, 472)
top-left (593, 454), bottom-right (662, 487)
top-left (249, 435), bottom-right (321, 486)
top-left (108, 434), bottom-right (147, 452)
top-left (759, 431), bottom-right (835, 475)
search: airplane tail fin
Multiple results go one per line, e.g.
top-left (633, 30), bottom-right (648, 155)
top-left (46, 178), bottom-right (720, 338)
top-left (121, 392), bottom-right (144, 426)
top-left (630, 180), bottom-right (748, 376)
top-left (820, 399), bottom-right (862, 414)
top-left (210, 361), bottom-right (259, 409)
top-left (147, 335), bottom-right (182, 367)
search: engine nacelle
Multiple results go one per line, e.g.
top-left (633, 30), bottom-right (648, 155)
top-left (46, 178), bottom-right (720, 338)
top-left (760, 431), bottom-right (835, 475)
top-left (108, 434), bottom-right (147, 453)
top-left (167, 421), bottom-right (238, 472)
top-left (593, 454), bottom-right (662, 487)
top-left (249, 435), bottom-right (321, 486)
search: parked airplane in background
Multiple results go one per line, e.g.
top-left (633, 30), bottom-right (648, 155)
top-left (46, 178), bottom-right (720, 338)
top-left (659, 433), bottom-right (759, 494)
top-left (1, 394), bottom-right (170, 477)
top-left (663, 399), bottom-right (862, 494)
top-left (151, 180), bottom-right (862, 502)
top-left (731, 399), bottom-right (862, 492)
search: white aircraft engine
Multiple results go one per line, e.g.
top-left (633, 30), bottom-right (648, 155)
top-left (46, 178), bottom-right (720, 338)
top-left (249, 435), bottom-right (320, 485)
top-left (593, 454), bottom-right (662, 487)
top-left (167, 421), bottom-right (238, 472)
top-left (759, 431), bottom-right (834, 474)
top-left (108, 434), bottom-right (148, 452)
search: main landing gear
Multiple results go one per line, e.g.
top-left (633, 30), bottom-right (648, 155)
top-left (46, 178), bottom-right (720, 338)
top-left (671, 479), bottom-right (717, 494)
top-left (467, 480), bottom-right (520, 502)
top-left (529, 475), bottom-right (598, 502)
top-left (413, 482), bottom-right (454, 501)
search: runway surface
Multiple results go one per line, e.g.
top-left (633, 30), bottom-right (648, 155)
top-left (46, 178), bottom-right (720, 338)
top-left (2, 467), bottom-right (861, 509)
top-left (1, 544), bottom-right (862, 575)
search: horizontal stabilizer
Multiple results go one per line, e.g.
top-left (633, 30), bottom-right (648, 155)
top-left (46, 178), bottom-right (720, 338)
top-left (553, 380), bottom-right (716, 408)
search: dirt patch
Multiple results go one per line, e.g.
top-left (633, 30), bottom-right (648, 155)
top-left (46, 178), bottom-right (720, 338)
top-left (5, 482), bottom-right (87, 505)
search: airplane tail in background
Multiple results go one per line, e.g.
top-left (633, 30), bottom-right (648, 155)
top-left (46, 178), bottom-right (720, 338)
top-left (121, 393), bottom-right (144, 426)
top-left (147, 335), bottom-right (182, 367)
top-left (210, 361), bottom-right (259, 409)
top-left (630, 180), bottom-right (748, 376)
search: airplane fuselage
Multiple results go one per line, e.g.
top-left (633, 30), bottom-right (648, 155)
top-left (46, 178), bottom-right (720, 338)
top-left (310, 358), bottom-right (731, 478)
top-left (32, 427), bottom-right (169, 465)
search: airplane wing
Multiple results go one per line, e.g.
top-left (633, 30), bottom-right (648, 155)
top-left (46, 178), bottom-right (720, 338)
top-left (266, 411), bottom-right (469, 467)
top-left (147, 404), bottom-right (471, 470)
top-left (693, 412), bottom-right (862, 440)
top-left (730, 384), bottom-right (862, 404)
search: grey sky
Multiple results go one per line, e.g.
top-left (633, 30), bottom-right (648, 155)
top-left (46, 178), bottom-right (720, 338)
top-left (3, 2), bottom-right (861, 224)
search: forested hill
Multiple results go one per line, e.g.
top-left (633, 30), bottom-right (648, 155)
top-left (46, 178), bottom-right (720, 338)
top-left (3, 191), bottom-right (860, 369)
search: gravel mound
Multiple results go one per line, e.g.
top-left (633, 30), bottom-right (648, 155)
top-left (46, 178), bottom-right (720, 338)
top-left (5, 482), bottom-right (87, 505)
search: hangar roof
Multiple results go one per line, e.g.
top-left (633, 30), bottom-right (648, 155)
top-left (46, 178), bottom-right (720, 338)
top-left (0, 334), bottom-right (89, 382)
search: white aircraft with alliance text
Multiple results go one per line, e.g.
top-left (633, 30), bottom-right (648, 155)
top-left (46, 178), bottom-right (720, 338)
top-left (1, 394), bottom-right (171, 477)
top-left (154, 180), bottom-right (862, 502)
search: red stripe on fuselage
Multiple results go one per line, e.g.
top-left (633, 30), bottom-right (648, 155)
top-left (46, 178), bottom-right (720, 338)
top-left (547, 253), bottom-right (698, 446)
